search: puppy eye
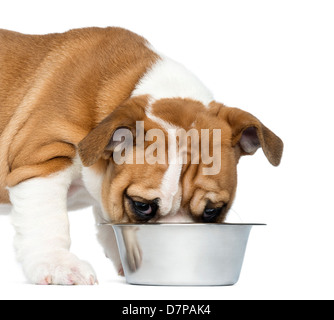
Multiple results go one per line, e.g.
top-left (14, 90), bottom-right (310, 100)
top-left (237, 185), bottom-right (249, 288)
top-left (133, 202), bottom-right (152, 214)
top-left (203, 206), bottom-right (224, 222)
top-left (131, 199), bottom-right (158, 220)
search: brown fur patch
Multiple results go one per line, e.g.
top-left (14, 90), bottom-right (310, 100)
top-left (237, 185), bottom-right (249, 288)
top-left (0, 27), bottom-right (159, 203)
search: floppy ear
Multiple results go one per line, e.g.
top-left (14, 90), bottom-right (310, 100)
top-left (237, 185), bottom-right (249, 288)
top-left (78, 97), bottom-right (146, 166)
top-left (216, 105), bottom-right (283, 166)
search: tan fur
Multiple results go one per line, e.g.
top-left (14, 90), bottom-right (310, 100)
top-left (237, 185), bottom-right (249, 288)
top-left (0, 27), bottom-right (283, 225)
top-left (0, 27), bottom-right (159, 203)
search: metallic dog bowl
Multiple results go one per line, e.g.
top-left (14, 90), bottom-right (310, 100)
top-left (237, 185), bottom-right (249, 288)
top-left (110, 223), bottom-right (264, 286)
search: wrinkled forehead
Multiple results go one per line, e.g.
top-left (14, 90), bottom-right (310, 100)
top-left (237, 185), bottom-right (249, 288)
top-left (144, 97), bottom-right (232, 140)
top-left (147, 98), bottom-right (207, 129)
top-left (125, 160), bottom-right (234, 218)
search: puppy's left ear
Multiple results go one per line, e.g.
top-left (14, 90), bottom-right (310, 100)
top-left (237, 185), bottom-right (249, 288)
top-left (214, 104), bottom-right (284, 166)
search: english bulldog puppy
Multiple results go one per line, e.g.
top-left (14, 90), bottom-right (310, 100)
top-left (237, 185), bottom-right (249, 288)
top-left (0, 27), bottom-right (283, 285)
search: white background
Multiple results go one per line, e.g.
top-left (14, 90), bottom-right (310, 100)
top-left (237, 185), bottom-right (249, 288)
top-left (0, 0), bottom-right (333, 300)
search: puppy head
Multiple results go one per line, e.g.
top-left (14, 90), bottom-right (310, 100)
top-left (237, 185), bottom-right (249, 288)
top-left (78, 96), bottom-right (283, 223)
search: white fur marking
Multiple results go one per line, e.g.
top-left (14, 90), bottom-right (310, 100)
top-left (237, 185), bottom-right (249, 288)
top-left (132, 55), bottom-right (214, 106)
top-left (134, 52), bottom-right (214, 216)
top-left (159, 128), bottom-right (183, 216)
top-left (145, 97), bottom-right (179, 132)
top-left (145, 101), bottom-right (183, 216)
top-left (9, 159), bottom-right (97, 285)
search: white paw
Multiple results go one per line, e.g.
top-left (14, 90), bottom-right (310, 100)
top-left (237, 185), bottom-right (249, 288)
top-left (24, 251), bottom-right (98, 285)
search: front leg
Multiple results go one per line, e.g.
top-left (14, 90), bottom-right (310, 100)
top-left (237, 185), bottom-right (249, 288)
top-left (9, 167), bottom-right (97, 285)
